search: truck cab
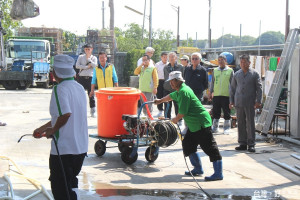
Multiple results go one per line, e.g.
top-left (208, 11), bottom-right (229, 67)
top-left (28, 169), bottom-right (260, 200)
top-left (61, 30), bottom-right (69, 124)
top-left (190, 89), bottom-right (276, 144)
top-left (6, 38), bottom-right (52, 88)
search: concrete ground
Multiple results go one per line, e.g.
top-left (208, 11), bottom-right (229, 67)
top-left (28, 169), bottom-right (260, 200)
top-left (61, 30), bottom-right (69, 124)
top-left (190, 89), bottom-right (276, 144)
top-left (0, 87), bottom-right (300, 200)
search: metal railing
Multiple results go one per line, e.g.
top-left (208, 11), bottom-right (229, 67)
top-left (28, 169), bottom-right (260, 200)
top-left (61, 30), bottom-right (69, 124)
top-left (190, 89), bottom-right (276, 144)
top-left (201, 44), bottom-right (285, 53)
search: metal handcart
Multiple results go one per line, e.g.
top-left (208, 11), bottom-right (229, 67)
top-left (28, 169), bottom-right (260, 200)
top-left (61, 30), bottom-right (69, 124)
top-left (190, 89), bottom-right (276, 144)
top-left (89, 101), bottom-right (179, 165)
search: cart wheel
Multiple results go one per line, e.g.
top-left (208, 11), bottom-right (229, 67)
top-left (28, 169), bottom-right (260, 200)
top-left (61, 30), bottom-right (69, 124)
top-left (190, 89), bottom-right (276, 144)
top-left (145, 146), bottom-right (159, 163)
top-left (94, 140), bottom-right (106, 156)
top-left (121, 147), bottom-right (138, 165)
top-left (118, 142), bottom-right (125, 152)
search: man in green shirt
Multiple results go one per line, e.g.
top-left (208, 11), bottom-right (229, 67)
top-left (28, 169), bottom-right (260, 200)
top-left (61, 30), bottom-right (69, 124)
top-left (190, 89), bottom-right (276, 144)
top-left (154, 71), bottom-right (223, 181)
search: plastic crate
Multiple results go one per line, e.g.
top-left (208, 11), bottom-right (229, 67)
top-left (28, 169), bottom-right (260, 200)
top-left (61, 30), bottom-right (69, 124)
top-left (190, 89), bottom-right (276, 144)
top-left (12, 60), bottom-right (25, 71)
top-left (33, 62), bottom-right (50, 74)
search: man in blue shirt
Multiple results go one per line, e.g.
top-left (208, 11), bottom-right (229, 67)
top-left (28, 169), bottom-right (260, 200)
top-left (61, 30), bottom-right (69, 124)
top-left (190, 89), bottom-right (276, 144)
top-left (89, 52), bottom-right (118, 102)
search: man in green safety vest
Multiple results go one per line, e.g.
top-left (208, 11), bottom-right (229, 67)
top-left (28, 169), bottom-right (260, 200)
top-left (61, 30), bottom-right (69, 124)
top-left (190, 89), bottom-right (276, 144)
top-left (134, 54), bottom-right (158, 115)
top-left (209, 54), bottom-right (234, 134)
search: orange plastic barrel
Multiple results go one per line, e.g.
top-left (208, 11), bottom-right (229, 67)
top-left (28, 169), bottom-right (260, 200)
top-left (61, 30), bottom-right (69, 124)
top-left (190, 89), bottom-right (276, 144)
top-left (95, 87), bottom-right (141, 138)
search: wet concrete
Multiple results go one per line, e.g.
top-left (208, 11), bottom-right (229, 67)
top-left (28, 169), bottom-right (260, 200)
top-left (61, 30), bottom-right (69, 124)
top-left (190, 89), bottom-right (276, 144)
top-left (0, 88), bottom-right (300, 200)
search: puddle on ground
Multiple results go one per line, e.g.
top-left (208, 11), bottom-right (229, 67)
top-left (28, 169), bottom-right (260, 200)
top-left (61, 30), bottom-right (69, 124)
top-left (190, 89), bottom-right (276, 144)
top-left (92, 188), bottom-right (283, 200)
top-left (80, 173), bottom-right (282, 200)
top-left (83, 182), bottom-right (282, 200)
top-left (93, 183), bottom-right (206, 199)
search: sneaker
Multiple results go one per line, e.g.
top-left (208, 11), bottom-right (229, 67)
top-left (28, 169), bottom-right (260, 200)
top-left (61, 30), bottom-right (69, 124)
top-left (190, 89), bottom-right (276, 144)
top-left (90, 107), bottom-right (96, 118)
top-left (211, 119), bottom-right (219, 133)
top-left (223, 120), bottom-right (231, 135)
top-left (235, 145), bottom-right (247, 151)
top-left (248, 146), bottom-right (256, 153)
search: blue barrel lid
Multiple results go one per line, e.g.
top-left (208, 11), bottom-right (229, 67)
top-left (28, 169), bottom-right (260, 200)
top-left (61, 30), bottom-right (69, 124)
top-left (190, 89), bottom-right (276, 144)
top-left (220, 52), bottom-right (234, 65)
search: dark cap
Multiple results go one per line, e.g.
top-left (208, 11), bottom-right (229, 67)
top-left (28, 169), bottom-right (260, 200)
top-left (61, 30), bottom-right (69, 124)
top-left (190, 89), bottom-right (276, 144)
top-left (83, 43), bottom-right (93, 48)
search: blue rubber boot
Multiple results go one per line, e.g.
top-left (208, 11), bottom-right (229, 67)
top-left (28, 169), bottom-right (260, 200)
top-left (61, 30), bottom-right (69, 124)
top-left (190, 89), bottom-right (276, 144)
top-left (185, 152), bottom-right (204, 176)
top-left (205, 160), bottom-right (223, 181)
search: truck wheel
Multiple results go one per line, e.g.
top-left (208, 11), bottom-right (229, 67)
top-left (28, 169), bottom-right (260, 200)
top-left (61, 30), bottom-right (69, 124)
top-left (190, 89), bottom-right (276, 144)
top-left (18, 81), bottom-right (31, 90)
top-left (43, 80), bottom-right (49, 89)
top-left (2, 81), bottom-right (19, 90)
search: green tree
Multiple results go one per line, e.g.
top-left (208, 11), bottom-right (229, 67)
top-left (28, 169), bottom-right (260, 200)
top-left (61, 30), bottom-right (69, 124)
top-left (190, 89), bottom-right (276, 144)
top-left (215, 34), bottom-right (239, 47)
top-left (0, 0), bottom-right (22, 41)
top-left (62, 30), bottom-right (77, 52)
top-left (152, 29), bottom-right (175, 51)
top-left (241, 35), bottom-right (256, 46)
top-left (254, 31), bottom-right (285, 45)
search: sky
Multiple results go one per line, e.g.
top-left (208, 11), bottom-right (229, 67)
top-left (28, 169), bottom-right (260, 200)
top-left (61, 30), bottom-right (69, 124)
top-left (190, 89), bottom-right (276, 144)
top-left (21, 0), bottom-right (300, 40)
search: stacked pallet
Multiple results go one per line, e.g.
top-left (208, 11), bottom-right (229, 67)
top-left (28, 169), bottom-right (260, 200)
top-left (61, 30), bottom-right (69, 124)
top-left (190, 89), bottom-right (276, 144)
top-left (17, 27), bottom-right (63, 54)
top-left (86, 29), bottom-right (115, 64)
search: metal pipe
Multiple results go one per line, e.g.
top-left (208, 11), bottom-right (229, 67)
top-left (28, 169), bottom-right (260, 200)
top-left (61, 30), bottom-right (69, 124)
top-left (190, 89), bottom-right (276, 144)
top-left (269, 158), bottom-right (300, 176)
top-left (291, 154), bottom-right (300, 160)
top-left (295, 165), bottom-right (300, 170)
top-left (4, 174), bottom-right (14, 199)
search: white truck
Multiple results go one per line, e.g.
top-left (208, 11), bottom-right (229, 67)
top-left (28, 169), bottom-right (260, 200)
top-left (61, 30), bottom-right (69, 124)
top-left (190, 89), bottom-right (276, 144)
top-left (5, 37), bottom-right (54, 88)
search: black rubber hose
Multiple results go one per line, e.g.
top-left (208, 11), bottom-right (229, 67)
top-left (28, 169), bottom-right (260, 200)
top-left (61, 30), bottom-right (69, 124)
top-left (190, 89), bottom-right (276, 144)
top-left (52, 136), bottom-right (71, 200)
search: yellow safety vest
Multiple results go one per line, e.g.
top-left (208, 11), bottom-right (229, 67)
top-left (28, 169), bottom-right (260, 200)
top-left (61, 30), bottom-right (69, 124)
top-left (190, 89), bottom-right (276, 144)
top-left (95, 64), bottom-right (114, 89)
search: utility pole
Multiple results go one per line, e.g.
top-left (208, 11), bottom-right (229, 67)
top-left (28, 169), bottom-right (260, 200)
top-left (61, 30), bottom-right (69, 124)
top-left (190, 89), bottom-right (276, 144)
top-left (285, 0), bottom-right (290, 41)
top-left (171, 5), bottom-right (180, 47)
top-left (208, 0), bottom-right (211, 48)
top-left (149, 0), bottom-right (152, 47)
top-left (239, 24), bottom-right (242, 48)
top-left (124, 4), bottom-right (148, 47)
top-left (102, 1), bottom-right (105, 29)
top-left (258, 20), bottom-right (261, 56)
top-left (187, 33), bottom-right (188, 46)
top-left (221, 27), bottom-right (224, 48)
top-left (109, 0), bottom-right (114, 31)
top-left (142, 0), bottom-right (147, 47)
top-left (196, 32), bottom-right (198, 48)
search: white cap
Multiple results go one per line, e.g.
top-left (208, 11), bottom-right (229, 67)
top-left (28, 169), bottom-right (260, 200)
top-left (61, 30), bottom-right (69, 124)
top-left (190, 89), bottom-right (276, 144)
top-left (166, 71), bottom-right (185, 82)
top-left (180, 55), bottom-right (190, 61)
top-left (53, 55), bottom-right (76, 78)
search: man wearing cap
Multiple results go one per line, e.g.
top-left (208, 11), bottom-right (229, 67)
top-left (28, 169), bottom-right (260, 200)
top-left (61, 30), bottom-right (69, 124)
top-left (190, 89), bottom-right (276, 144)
top-left (155, 71), bottom-right (223, 181)
top-left (184, 52), bottom-right (208, 101)
top-left (89, 51), bottom-right (118, 97)
top-left (209, 54), bottom-right (234, 134)
top-left (134, 54), bottom-right (158, 115)
top-left (180, 55), bottom-right (190, 77)
top-left (33, 55), bottom-right (88, 199)
top-left (163, 52), bottom-right (184, 119)
top-left (76, 44), bottom-right (98, 117)
top-left (154, 52), bottom-right (168, 117)
top-left (137, 47), bottom-right (155, 67)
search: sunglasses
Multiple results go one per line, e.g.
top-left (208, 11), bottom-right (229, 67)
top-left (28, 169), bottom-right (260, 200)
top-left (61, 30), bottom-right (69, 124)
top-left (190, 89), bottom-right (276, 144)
top-left (192, 58), bottom-right (199, 60)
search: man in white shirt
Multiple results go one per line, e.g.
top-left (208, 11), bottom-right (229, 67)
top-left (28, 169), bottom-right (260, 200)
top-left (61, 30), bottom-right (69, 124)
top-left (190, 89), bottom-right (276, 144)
top-left (76, 44), bottom-right (98, 117)
top-left (155, 52), bottom-right (168, 116)
top-left (33, 55), bottom-right (88, 200)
